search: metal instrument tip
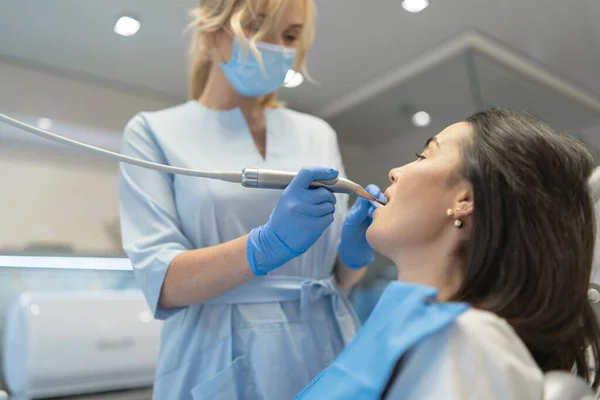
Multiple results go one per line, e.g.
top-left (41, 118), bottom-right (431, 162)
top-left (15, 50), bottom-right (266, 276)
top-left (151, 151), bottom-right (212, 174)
top-left (355, 186), bottom-right (386, 206)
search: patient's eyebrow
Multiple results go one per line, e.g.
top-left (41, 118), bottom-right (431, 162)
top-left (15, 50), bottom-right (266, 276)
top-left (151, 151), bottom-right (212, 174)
top-left (423, 137), bottom-right (440, 149)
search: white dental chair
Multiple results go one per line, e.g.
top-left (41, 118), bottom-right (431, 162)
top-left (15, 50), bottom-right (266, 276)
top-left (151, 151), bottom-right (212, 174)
top-left (512, 169), bottom-right (600, 400)
top-left (576, 167), bottom-right (600, 400)
top-left (543, 371), bottom-right (595, 400)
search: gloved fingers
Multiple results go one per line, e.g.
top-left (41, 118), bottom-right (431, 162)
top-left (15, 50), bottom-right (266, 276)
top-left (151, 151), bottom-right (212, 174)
top-left (311, 202), bottom-right (337, 217)
top-left (365, 184), bottom-right (385, 201)
top-left (345, 197), bottom-right (371, 224)
top-left (292, 167), bottom-right (339, 189)
top-left (297, 187), bottom-right (337, 205)
top-left (295, 201), bottom-right (336, 217)
top-left (346, 183), bottom-right (381, 217)
top-left (364, 184), bottom-right (384, 219)
top-left (316, 212), bottom-right (335, 230)
top-left (368, 205), bottom-right (376, 218)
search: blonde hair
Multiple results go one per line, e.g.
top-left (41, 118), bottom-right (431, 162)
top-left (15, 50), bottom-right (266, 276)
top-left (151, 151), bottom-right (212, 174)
top-left (188, 0), bottom-right (316, 108)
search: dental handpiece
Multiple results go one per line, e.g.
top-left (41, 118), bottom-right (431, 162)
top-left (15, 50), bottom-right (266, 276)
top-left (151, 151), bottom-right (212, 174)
top-left (0, 112), bottom-right (385, 205)
top-left (240, 168), bottom-right (386, 205)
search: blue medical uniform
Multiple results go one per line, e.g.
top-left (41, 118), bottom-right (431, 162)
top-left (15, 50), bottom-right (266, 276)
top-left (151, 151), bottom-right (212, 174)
top-left (118, 101), bottom-right (358, 399)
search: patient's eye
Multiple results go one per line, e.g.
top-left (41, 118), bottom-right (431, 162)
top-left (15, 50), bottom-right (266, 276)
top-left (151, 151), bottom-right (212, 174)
top-left (415, 152), bottom-right (426, 160)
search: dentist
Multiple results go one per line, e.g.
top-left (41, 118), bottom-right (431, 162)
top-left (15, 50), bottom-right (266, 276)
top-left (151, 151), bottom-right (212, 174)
top-left (118, 0), bottom-right (383, 399)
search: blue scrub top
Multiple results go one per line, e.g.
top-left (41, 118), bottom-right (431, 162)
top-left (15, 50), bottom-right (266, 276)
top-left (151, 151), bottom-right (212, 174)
top-left (118, 101), bottom-right (358, 399)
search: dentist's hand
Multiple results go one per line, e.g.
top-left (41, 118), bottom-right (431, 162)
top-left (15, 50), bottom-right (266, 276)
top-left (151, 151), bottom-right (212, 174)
top-left (337, 184), bottom-right (384, 269)
top-left (247, 167), bottom-right (338, 276)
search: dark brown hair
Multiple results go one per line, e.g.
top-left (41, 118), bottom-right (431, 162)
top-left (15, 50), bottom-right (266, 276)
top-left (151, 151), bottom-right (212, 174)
top-left (452, 108), bottom-right (600, 388)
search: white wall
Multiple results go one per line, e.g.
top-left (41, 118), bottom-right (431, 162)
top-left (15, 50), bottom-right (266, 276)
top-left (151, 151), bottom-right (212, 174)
top-left (0, 60), bottom-right (178, 131)
top-left (0, 147), bottom-right (121, 254)
top-left (0, 60), bottom-right (179, 254)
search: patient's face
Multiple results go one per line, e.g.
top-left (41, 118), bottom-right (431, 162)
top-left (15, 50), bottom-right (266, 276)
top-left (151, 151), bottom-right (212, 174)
top-left (367, 122), bottom-right (473, 261)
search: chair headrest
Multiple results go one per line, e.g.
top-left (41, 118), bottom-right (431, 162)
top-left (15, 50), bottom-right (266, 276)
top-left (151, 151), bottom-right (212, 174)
top-left (590, 168), bottom-right (600, 204)
top-left (543, 371), bottom-right (595, 400)
top-left (590, 168), bottom-right (600, 285)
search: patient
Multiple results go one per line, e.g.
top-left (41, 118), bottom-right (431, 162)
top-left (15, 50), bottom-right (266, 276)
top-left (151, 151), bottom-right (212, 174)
top-left (296, 108), bottom-right (600, 399)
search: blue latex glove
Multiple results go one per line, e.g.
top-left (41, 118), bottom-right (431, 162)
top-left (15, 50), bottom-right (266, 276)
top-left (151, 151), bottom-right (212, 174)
top-left (337, 184), bottom-right (384, 269)
top-left (247, 167), bottom-right (339, 276)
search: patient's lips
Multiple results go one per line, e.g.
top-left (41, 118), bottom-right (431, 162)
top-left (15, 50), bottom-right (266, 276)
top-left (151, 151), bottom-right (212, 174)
top-left (371, 201), bottom-right (384, 208)
top-left (384, 190), bottom-right (391, 204)
top-left (371, 191), bottom-right (390, 210)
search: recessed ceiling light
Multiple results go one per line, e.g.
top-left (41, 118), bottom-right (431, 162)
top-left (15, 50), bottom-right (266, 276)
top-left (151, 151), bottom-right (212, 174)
top-left (283, 70), bottom-right (304, 88)
top-left (402, 0), bottom-right (429, 13)
top-left (36, 118), bottom-right (52, 130)
top-left (412, 111), bottom-right (431, 127)
top-left (114, 16), bottom-right (141, 37)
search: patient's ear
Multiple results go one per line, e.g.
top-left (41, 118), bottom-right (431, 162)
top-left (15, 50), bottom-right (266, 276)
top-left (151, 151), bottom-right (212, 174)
top-left (453, 189), bottom-right (473, 220)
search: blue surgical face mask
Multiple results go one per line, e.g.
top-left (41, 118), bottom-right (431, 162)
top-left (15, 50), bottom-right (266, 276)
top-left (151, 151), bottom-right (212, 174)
top-left (219, 36), bottom-right (297, 97)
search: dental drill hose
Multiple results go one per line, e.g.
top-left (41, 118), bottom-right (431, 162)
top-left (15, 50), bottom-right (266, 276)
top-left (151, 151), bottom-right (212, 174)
top-left (0, 113), bottom-right (242, 182)
top-left (0, 112), bottom-right (382, 203)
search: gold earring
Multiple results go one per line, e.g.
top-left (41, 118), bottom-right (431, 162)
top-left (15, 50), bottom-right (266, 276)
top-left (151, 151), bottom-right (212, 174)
top-left (454, 219), bottom-right (463, 228)
top-left (446, 209), bottom-right (454, 217)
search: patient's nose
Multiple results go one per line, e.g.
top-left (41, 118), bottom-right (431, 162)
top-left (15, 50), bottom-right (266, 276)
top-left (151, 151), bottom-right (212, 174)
top-left (389, 168), bottom-right (401, 184)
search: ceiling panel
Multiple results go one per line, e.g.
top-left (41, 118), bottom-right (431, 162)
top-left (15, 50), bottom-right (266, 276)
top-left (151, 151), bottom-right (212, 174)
top-left (473, 52), bottom-right (600, 135)
top-left (329, 52), bottom-right (475, 148)
top-left (1, 0), bottom-right (599, 114)
top-left (330, 32), bottom-right (600, 160)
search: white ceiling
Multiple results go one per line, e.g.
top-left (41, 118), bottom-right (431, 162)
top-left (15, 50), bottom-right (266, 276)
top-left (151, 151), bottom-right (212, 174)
top-left (1, 0), bottom-right (600, 116)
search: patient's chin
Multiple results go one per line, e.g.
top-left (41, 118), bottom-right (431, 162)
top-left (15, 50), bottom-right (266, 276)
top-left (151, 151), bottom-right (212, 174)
top-left (365, 226), bottom-right (376, 247)
top-left (366, 225), bottom-right (386, 258)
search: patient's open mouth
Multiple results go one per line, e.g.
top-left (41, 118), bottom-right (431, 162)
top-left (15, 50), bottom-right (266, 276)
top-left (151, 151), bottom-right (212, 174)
top-left (384, 191), bottom-right (391, 204)
top-left (370, 193), bottom-right (388, 209)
